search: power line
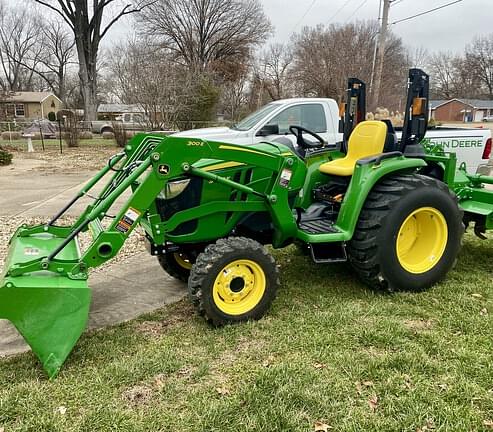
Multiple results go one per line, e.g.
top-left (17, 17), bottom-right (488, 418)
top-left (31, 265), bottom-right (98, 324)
top-left (391, 0), bottom-right (464, 25)
top-left (327, 0), bottom-right (353, 24)
top-left (290, 0), bottom-right (319, 34)
top-left (345, 0), bottom-right (369, 22)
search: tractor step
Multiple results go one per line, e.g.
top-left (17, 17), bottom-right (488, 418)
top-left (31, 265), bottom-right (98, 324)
top-left (298, 218), bottom-right (339, 234)
top-left (309, 241), bottom-right (347, 263)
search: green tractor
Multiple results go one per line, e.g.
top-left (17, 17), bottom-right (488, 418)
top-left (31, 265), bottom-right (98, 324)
top-left (1, 69), bottom-right (490, 378)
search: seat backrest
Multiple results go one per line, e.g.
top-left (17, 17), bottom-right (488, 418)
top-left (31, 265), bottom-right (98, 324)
top-left (347, 121), bottom-right (387, 161)
top-left (381, 119), bottom-right (399, 152)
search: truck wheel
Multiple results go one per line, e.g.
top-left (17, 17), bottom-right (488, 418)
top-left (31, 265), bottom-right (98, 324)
top-left (101, 127), bottom-right (113, 134)
top-left (188, 237), bottom-right (279, 326)
top-left (158, 251), bottom-right (196, 282)
top-left (347, 174), bottom-right (463, 292)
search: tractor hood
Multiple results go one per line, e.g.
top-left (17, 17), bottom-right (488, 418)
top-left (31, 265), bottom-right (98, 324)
top-left (173, 127), bottom-right (247, 141)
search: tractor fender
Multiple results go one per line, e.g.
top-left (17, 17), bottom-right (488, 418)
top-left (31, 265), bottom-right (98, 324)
top-left (336, 157), bottom-right (427, 237)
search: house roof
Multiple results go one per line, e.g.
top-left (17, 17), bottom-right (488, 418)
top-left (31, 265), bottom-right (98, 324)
top-left (461, 99), bottom-right (493, 109)
top-left (430, 98), bottom-right (493, 110)
top-left (5, 92), bottom-right (60, 103)
top-left (430, 100), bottom-right (448, 109)
top-left (98, 104), bottom-right (144, 114)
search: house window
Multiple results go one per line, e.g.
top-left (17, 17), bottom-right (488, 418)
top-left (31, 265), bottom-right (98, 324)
top-left (15, 104), bottom-right (25, 117)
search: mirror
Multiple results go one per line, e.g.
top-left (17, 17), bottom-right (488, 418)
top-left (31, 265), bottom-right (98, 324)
top-left (256, 124), bottom-right (279, 136)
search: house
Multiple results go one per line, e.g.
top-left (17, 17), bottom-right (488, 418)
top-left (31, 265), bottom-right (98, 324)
top-left (1, 92), bottom-right (63, 120)
top-left (97, 104), bottom-right (145, 121)
top-left (431, 99), bottom-right (493, 122)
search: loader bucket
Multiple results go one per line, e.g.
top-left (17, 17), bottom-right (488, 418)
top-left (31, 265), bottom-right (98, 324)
top-left (0, 228), bottom-right (91, 378)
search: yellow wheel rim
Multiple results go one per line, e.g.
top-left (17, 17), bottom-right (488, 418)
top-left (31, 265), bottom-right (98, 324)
top-left (212, 259), bottom-right (266, 316)
top-left (396, 207), bottom-right (448, 274)
top-left (173, 253), bottom-right (193, 270)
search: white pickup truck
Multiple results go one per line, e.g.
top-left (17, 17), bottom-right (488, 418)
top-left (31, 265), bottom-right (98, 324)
top-left (174, 98), bottom-right (492, 173)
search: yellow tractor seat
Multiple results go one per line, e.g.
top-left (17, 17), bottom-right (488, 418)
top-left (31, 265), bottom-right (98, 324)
top-left (319, 121), bottom-right (388, 176)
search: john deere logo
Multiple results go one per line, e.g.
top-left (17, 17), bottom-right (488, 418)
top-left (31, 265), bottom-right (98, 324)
top-left (158, 164), bottom-right (170, 175)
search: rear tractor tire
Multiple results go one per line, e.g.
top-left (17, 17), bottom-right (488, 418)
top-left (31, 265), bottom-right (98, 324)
top-left (188, 237), bottom-right (279, 326)
top-left (348, 174), bottom-right (463, 292)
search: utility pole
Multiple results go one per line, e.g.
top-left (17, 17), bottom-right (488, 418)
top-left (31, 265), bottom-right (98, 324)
top-left (371, 0), bottom-right (390, 110)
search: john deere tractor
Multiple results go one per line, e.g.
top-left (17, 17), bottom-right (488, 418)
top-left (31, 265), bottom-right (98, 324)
top-left (1, 69), bottom-right (485, 378)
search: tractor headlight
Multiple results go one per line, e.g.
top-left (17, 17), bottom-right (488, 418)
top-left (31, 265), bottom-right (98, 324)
top-left (161, 179), bottom-right (190, 200)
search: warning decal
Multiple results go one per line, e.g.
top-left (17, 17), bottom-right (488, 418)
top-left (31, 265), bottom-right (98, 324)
top-left (116, 207), bottom-right (141, 234)
top-left (279, 169), bottom-right (292, 188)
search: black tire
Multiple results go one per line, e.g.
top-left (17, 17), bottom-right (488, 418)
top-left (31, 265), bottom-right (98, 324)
top-left (347, 174), bottom-right (463, 292)
top-left (188, 237), bottom-right (279, 326)
top-left (158, 251), bottom-right (195, 282)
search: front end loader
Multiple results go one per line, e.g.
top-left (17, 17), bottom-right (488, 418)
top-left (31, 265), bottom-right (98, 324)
top-left (0, 69), bottom-right (470, 378)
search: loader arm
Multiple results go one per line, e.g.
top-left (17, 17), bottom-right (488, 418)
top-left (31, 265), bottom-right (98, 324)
top-left (0, 134), bottom-right (304, 378)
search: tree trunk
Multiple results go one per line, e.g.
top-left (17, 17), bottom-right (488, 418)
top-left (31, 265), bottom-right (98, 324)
top-left (75, 35), bottom-right (98, 121)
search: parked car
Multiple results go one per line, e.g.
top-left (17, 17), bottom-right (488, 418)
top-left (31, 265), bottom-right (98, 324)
top-left (483, 115), bottom-right (493, 122)
top-left (174, 98), bottom-right (492, 174)
top-left (87, 112), bottom-right (148, 134)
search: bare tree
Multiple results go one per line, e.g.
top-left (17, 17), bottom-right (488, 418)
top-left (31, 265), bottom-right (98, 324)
top-left (33, 0), bottom-right (152, 120)
top-left (428, 52), bottom-right (478, 99)
top-left (258, 43), bottom-right (294, 101)
top-left (107, 38), bottom-right (204, 129)
top-left (139, 0), bottom-right (272, 76)
top-left (30, 22), bottom-right (76, 103)
top-left (407, 46), bottom-right (428, 68)
top-left (220, 66), bottom-right (251, 120)
top-left (0, 5), bottom-right (42, 91)
top-left (291, 21), bottom-right (407, 110)
top-left (466, 35), bottom-right (493, 98)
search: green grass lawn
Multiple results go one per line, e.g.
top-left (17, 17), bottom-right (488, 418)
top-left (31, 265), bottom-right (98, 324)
top-left (0, 235), bottom-right (492, 431)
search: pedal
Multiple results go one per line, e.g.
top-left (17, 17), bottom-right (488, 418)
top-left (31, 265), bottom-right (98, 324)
top-left (309, 242), bottom-right (347, 263)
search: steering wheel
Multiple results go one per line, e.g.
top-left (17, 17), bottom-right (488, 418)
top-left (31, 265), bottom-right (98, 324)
top-left (289, 125), bottom-right (325, 149)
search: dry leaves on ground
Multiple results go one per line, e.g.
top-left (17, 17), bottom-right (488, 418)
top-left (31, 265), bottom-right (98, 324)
top-left (215, 387), bottom-right (231, 396)
top-left (368, 395), bottom-right (378, 412)
top-left (314, 421), bottom-right (332, 431)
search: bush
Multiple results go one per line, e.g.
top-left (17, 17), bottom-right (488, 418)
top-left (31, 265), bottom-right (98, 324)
top-left (79, 131), bottom-right (93, 140)
top-left (0, 146), bottom-right (13, 166)
top-left (102, 131), bottom-right (115, 140)
top-left (112, 122), bottom-right (127, 147)
top-left (63, 114), bottom-right (80, 147)
top-left (1, 131), bottom-right (21, 141)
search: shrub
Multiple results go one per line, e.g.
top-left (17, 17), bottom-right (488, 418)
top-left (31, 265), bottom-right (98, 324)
top-left (79, 131), bottom-right (93, 140)
top-left (63, 114), bottom-right (80, 147)
top-left (1, 131), bottom-right (21, 141)
top-left (0, 146), bottom-right (13, 166)
top-left (102, 131), bottom-right (115, 140)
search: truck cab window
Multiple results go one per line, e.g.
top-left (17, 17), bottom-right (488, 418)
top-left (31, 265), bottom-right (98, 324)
top-left (123, 114), bottom-right (131, 122)
top-left (267, 104), bottom-right (327, 134)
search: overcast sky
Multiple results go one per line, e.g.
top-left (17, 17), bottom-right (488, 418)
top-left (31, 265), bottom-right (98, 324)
top-left (13, 0), bottom-right (493, 53)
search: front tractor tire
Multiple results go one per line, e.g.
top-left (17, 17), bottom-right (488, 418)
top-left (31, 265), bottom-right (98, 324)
top-left (348, 174), bottom-right (463, 292)
top-left (188, 237), bottom-right (279, 326)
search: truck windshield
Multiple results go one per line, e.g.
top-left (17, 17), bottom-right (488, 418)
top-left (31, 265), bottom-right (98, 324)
top-left (232, 103), bottom-right (279, 131)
